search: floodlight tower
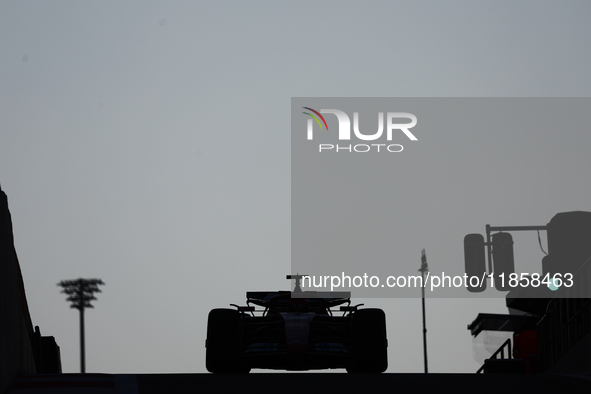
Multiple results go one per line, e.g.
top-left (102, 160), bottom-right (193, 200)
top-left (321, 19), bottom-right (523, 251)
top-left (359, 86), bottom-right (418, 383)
top-left (57, 278), bottom-right (105, 373)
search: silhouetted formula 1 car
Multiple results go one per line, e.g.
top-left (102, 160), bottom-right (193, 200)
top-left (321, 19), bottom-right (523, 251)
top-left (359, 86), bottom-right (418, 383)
top-left (205, 275), bottom-right (387, 373)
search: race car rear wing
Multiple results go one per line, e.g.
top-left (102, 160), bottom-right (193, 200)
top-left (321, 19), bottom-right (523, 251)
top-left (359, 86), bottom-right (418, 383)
top-left (246, 291), bottom-right (351, 309)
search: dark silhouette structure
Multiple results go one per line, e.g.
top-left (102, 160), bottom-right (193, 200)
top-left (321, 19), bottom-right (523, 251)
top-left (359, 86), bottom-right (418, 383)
top-left (58, 278), bottom-right (104, 373)
top-left (465, 211), bottom-right (591, 373)
top-left (0, 185), bottom-right (61, 393)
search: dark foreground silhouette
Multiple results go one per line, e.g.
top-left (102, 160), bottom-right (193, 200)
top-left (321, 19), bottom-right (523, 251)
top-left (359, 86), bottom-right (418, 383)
top-left (206, 275), bottom-right (387, 373)
top-left (9, 372), bottom-right (591, 394)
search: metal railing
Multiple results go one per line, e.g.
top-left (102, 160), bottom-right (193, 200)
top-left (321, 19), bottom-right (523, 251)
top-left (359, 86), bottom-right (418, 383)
top-left (476, 338), bottom-right (512, 373)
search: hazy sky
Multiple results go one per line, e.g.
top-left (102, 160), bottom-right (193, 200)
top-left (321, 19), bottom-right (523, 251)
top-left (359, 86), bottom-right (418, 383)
top-left (1, 1), bottom-right (591, 373)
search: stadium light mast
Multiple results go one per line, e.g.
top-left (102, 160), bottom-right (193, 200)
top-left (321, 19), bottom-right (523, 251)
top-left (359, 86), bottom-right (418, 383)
top-left (419, 249), bottom-right (429, 373)
top-left (57, 278), bottom-right (105, 373)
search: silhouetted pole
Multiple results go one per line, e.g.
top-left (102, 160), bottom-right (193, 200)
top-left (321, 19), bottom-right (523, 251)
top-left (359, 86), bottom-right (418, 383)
top-left (80, 301), bottom-right (85, 373)
top-left (57, 278), bottom-right (104, 373)
top-left (419, 249), bottom-right (429, 373)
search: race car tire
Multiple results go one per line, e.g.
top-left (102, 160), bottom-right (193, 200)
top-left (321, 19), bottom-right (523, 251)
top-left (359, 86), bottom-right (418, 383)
top-left (346, 308), bottom-right (388, 373)
top-left (206, 308), bottom-right (251, 373)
